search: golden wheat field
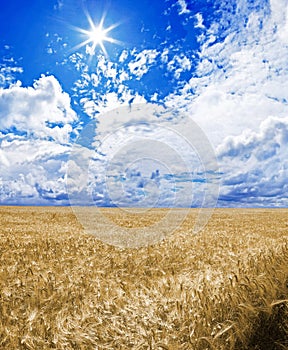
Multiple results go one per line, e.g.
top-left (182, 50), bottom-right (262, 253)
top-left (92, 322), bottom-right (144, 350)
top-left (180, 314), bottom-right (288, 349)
top-left (0, 206), bottom-right (287, 350)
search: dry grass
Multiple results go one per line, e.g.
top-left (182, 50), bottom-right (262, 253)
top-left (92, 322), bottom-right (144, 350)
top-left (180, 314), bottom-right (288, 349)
top-left (0, 206), bottom-right (287, 349)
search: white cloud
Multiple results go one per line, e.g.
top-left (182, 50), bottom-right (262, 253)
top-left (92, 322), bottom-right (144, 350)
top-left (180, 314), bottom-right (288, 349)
top-left (98, 59), bottom-right (117, 80)
top-left (0, 148), bottom-right (9, 167)
top-left (0, 65), bottom-right (23, 87)
top-left (0, 74), bottom-right (79, 204)
top-left (270, 0), bottom-right (288, 43)
top-left (67, 104), bottom-right (218, 208)
top-left (128, 49), bottom-right (159, 79)
top-left (70, 52), bottom-right (149, 116)
top-left (118, 70), bottom-right (129, 83)
top-left (162, 0), bottom-right (288, 206)
top-left (217, 116), bottom-right (288, 160)
top-left (82, 91), bottom-right (146, 116)
top-left (161, 48), bottom-right (169, 64)
top-left (0, 136), bottom-right (71, 204)
top-left (119, 50), bottom-right (128, 63)
top-left (69, 53), bottom-right (86, 71)
top-left (167, 54), bottom-right (192, 79)
top-left (217, 116), bottom-right (288, 206)
top-left (177, 0), bottom-right (190, 15)
top-left (195, 13), bottom-right (205, 29)
top-left (51, 0), bottom-right (288, 207)
top-left (164, 0), bottom-right (288, 144)
top-left (0, 75), bottom-right (77, 142)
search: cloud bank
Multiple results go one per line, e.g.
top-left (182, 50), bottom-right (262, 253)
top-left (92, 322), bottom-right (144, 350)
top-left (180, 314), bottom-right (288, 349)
top-left (0, 0), bottom-right (287, 207)
top-left (0, 75), bottom-right (77, 204)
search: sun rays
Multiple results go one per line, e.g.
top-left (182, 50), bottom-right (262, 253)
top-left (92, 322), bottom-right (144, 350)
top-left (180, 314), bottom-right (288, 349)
top-left (71, 11), bottom-right (122, 57)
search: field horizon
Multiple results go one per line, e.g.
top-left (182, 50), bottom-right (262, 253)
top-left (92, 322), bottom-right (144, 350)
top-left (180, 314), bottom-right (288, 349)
top-left (0, 206), bottom-right (287, 349)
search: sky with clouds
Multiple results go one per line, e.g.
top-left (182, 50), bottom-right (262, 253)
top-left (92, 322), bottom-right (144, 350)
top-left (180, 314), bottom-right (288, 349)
top-left (0, 0), bottom-right (287, 207)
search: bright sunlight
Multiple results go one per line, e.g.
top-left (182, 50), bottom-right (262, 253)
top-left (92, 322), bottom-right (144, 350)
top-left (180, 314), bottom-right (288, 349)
top-left (72, 11), bottom-right (121, 57)
top-left (89, 25), bottom-right (107, 45)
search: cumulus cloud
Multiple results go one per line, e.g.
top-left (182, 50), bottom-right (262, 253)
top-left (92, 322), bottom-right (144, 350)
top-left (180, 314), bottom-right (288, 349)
top-left (164, 0), bottom-right (288, 142)
top-left (217, 116), bottom-right (288, 206)
top-left (0, 136), bottom-right (71, 205)
top-left (0, 75), bottom-right (77, 142)
top-left (37, 0), bottom-right (288, 208)
top-left (217, 116), bottom-right (288, 160)
top-left (66, 103), bottom-right (219, 208)
top-left (161, 0), bottom-right (288, 206)
top-left (0, 75), bottom-right (79, 204)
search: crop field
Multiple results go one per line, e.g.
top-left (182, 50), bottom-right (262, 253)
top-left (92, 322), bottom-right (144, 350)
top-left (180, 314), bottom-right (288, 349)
top-left (0, 206), bottom-right (287, 349)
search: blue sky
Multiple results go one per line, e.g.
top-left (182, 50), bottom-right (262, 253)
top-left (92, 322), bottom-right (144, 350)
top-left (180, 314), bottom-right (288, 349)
top-left (0, 0), bottom-right (288, 207)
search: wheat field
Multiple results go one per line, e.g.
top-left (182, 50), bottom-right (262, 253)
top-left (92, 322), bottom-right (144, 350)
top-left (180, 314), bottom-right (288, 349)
top-left (0, 206), bottom-right (287, 349)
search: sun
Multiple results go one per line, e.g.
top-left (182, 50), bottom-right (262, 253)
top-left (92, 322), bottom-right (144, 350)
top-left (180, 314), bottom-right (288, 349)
top-left (89, 25), bottom-right (107, 45)
top-left (71, 11), bottom-right (122, 57)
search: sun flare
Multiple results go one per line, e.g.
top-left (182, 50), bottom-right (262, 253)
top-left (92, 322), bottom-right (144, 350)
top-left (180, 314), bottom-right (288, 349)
top-left (89, 25), bottom-right (107, 45)
top-left (72, 11), bottom-right (121, 57)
